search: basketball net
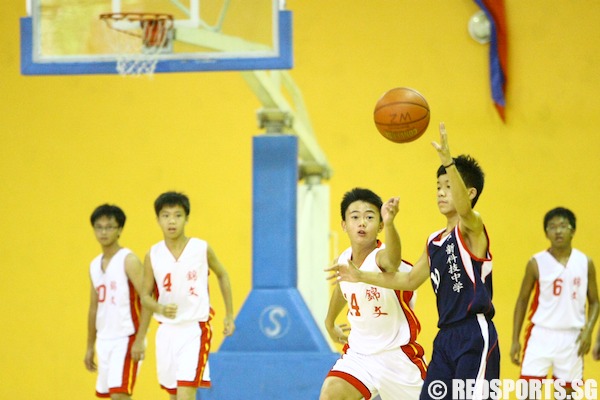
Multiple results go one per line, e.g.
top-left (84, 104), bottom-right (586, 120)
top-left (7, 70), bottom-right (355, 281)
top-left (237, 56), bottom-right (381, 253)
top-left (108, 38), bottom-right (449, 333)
top-left (99, 13), bottom-right (174, 76)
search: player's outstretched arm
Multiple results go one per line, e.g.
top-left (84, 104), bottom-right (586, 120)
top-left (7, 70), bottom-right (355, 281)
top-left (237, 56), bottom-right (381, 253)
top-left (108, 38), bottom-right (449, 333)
top-left (84, 280), bottom-right (98, 372)
top-left (432, 122), bottom-right (481, 231)
top-left (327, 246), bottom-right (429, 291)
top-left (207, 245), bottom-right (235, 336)
top-left (511, 258), bottom-right (538, 365)
top-left (376, 197), bottom-right (402, 272)
top-left (578, 258), bottom-right (599, 356)
top-left (433, 122), bottom-right (487, 256)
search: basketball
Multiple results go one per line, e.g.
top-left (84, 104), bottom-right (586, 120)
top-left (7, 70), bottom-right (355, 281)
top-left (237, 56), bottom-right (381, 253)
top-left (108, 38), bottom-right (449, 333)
top-left (373, 87), bottom-right (430, 143)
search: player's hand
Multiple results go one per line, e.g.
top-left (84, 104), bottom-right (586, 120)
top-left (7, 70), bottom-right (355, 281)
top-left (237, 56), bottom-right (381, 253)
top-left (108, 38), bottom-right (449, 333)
top-left (432, 122), bottom-right (453, 167)
top-left (576, 329), bottom-right (592, 357)
top-left (160, 303), bottom-right (178, 319)
top-left (84, 348), bottom-right (97, 372)
top-left (509, 341), bottom-right (521, 365)
top-left (223, 315), bottom-right (235, 336)
top-left (325, 260), bottom-right (362, 284)
top-left (381, 197), bottom-right (400, 225)
top-left (131, 338), bottom-right (146, 362)
top-left (327, 323), bottom-right (351, 345)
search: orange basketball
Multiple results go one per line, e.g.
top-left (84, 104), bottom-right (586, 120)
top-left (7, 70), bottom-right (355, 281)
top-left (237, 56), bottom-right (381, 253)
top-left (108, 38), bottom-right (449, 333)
top-left (373, 87), bottom-right (430, 143)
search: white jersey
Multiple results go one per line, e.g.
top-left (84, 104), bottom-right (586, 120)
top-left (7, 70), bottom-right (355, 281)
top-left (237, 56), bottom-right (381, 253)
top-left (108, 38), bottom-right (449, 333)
top-left (90, 248), bottom-right (140, 340)
top-left (529, 248), bottom-right (588, 329)
top-left (150, 238), bottom-right (211, 324)
top-left (338, 244), bottom-right (421, 355)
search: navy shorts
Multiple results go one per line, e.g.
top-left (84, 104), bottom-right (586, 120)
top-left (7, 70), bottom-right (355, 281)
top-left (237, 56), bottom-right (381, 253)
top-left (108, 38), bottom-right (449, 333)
top-left (420, 314), bottom-right (500, 400)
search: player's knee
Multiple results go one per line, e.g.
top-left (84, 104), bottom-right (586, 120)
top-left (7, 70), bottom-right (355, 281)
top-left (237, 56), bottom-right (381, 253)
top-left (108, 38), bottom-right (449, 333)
top-left (175, 387), bottom-right (197, 400)
top-left (109, 393), bottom-right (131, 400)
top-left (319, 379), bottom-right (335, 400)
top-left (319, 389), bottom-right (338, 400)
top-left (319, 377), bottom-right (360, 400)
top-left (320, 391), bottom-right (359, 400)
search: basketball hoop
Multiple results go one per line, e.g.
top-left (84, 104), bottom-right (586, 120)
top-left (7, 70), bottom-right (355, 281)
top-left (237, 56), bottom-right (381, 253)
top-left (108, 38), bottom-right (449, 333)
top-left (100, 12), bottom-right (174, 76)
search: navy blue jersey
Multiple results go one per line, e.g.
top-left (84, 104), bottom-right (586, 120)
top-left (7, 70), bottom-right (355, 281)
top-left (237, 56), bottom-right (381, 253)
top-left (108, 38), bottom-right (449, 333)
top-left (427, 225), bottom-right (494, 328)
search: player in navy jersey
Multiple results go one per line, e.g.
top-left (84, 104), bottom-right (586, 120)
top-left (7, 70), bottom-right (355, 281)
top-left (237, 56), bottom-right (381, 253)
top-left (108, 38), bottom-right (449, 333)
top-left (328, 123), bottom-right (499, 400)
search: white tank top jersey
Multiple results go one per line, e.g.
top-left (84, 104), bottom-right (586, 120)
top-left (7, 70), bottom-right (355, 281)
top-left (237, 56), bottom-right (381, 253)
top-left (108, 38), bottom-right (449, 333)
top-left (150, 238), bottom-right (211, 325)
top-left (529, 248), bottom-right (588, 329)
top-left (338, 244), bottom-right (421, 355)
top-left (90, 248), bottom-right (140, 340)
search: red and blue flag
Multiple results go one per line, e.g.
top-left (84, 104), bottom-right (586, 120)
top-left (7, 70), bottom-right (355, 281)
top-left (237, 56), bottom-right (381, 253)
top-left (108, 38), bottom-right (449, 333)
top-left (474, 0), bottom-right (508, 121)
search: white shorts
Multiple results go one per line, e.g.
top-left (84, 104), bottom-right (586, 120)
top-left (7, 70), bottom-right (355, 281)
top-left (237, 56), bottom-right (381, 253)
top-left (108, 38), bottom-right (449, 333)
top-left (327, 345), bottom-right (425, 400)
top-left (521, 325), bottom-right (583, 382)
top-left (95, 335), bottom-right (139, 397)
top-left (156, 321), bottom-right (212, 394)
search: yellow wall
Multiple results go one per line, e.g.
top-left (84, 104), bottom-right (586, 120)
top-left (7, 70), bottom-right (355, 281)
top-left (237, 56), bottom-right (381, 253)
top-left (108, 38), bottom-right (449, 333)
top-left (1, 1), bottom-right (600, 398)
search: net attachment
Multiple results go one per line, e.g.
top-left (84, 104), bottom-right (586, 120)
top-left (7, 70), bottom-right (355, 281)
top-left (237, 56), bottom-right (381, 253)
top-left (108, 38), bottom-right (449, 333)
top-left (100, 12), bottom-right (174, 76)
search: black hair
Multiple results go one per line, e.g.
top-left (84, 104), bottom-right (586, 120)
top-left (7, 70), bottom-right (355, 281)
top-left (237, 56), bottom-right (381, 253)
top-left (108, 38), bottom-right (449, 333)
top-left (90, 204), bottom-right (126, 227)
top-left (437, 154), bottom-right (485, 207)
top-left (340, 188), bottom-right (383, 220)
top-left (154, 191), bottom-right (191, 216)
top-left (543, 207), bottom-right (576, 231)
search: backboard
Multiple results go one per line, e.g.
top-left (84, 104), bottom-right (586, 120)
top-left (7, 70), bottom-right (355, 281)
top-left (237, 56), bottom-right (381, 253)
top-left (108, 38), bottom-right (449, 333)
top-left (21, 0), bottom-right (292, 75)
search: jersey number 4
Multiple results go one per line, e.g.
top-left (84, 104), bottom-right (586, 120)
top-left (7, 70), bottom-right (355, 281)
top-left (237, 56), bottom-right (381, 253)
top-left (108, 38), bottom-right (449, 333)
top-left (349, 293), bottom-right (361, 316)
top-left (163, 273), bottom-right (172, 292)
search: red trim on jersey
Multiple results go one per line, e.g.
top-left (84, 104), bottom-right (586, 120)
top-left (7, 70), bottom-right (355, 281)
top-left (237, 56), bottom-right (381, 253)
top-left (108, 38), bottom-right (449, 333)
top-left (327, 370), bottom-right (371, 399)
top-left (403, 289), bottom-right (414, 307)
top-left (394, 287), bottom-right (422, 341)
top-left (455, 225), bottom-right (494, 315)
top-left (385, 260), bottom-right (422, 341)
top-left (161, 385), bottom-right (177, 395)
top-left (178, 320), bottom-right (213, 389)
top-left (456, 225), bottom-right (493, 263)
top-left (401, 342), bottom-right (428, 380)
top-left (107, 335), bottom-right (139, 396)
top-left (526, 281), bottom-right (540, 323)
top-left (487, 337), bottom-right (499, 362)
top-left (341, 343), bottom-right (350, 354)
top-left (521, 282), bottom-right (540, 364)
top-left (96, 392), bottom-right (110, 398)
top-left (127, 280), bottom-right (141, 332)
top-left (153, 280), bottom-right (159, 299)
top-left (389, 261), bottom-right (427, 380)
top-left (179, 380), bottom-right (212, 388)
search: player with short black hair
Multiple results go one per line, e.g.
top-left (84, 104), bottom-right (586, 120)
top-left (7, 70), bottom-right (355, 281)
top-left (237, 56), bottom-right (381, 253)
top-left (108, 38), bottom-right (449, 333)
top-left (321, 188), bottom-right (426, 400)
top-left (85, 204), bottom-right (151, 400)
top-left (141, 191), bottom-right (235, 400)
top-left (511, 207), bottom-right (599, 395)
